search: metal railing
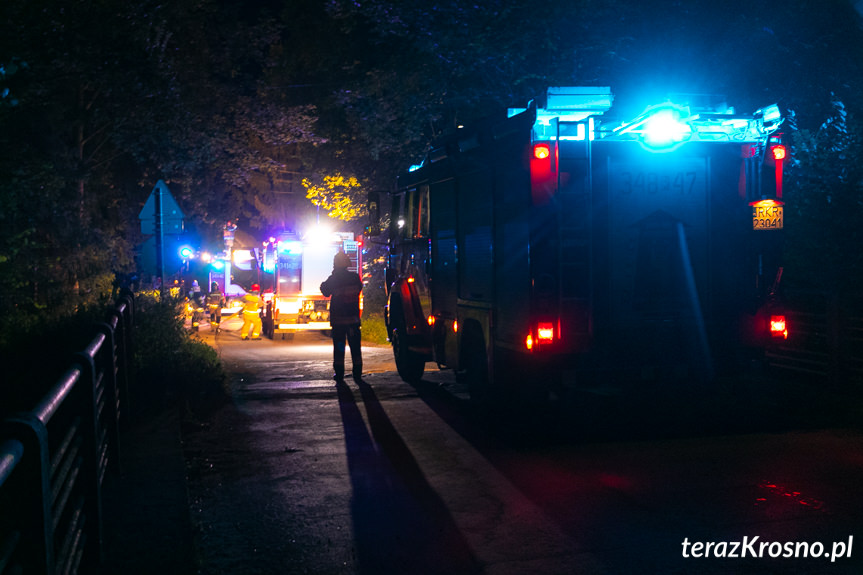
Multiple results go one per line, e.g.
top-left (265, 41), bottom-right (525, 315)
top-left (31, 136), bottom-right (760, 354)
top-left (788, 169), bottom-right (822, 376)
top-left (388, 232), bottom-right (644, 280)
top-left (0, 290), bottom-right (134, 575)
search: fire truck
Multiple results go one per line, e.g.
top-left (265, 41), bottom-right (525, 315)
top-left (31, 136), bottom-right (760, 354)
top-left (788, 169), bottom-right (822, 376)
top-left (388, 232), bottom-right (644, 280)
top-left (368, 86), bottom-right (787, 402)
top-left (261, 228), bottom-right (362, 338)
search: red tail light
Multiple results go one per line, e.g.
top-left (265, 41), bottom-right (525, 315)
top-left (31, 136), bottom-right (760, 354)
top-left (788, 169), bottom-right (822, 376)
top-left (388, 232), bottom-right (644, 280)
top-left (770, 315), bottom-right (788, 339)
top-left (525, 322), bottom-right (555, 351)
top-left (530, 141), bottom-right (557, 205)
top-left (533, 143), bottom-right (551, 159)
top-left (537, 322), bottom-right (554, 343)
top-left (772, 145), bottom-right (786, 161)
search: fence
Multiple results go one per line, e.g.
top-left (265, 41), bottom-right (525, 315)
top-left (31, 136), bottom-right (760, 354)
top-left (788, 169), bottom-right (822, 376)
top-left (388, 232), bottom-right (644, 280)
top-left (766, 291), bottom-right (863, 384)
top-left (0, 290), bottom-right (134, 575)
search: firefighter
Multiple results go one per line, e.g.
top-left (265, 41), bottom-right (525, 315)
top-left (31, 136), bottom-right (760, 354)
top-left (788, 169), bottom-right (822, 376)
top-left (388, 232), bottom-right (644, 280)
top-left (320, 250), bottom-right (363, 383)
top-left (189, 286), bottom-right (205, 332)
top-left (207, 281), bottom-right (226, 333)
top-left (189, 279), bottom-right (202, 299)
top-left (240, 284), bottom-right (263, 340)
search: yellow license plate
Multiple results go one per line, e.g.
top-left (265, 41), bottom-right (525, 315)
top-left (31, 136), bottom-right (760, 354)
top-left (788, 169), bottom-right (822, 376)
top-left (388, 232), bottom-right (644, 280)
top-left (752, 201), bottom-right (783, 230)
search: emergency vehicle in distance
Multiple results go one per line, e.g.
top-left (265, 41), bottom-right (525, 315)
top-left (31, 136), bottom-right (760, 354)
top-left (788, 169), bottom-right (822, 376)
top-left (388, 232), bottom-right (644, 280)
top-left (367, 86), bottom-right (788, 402)
top-left (260, 228), bottom-right (362, 339)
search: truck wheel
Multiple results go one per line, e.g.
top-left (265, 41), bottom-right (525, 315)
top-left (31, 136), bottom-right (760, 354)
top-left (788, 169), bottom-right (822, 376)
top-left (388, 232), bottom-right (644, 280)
top-left (392, 322), bottom-right (424, 383)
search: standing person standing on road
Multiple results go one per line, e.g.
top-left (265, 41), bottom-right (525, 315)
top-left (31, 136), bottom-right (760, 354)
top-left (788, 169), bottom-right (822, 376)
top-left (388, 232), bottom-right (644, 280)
top-left (206, 282), bottom-right (226, 333)
top-left (320, 250), bottom-right (363, 383)
top-left (240, 284), bottom-right (263, 340)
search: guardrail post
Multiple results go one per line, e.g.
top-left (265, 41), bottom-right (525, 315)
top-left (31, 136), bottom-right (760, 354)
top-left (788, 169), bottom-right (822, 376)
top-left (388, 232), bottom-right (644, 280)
top-left (1, 413), bottom-right (55, 574)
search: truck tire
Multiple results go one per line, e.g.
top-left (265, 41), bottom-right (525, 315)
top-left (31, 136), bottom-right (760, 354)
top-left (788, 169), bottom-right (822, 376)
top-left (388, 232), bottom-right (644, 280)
top-left (391, 303), bottom-right (425, 383)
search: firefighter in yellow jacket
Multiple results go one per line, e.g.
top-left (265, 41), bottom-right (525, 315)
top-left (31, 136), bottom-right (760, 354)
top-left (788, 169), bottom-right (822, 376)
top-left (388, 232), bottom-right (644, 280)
top-left (240, 284), bottom-right (263, 340)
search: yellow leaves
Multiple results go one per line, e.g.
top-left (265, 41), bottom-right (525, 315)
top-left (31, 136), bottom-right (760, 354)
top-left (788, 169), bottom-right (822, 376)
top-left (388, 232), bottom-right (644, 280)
top-left (302, 173), bottom-right (366, 221)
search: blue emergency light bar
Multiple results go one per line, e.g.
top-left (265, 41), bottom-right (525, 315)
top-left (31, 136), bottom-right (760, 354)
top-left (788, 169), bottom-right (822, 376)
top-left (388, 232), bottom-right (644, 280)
top-left (278, 240), bottom-right (303, 255)
top-left (517, 87), bottom-right (783, 152)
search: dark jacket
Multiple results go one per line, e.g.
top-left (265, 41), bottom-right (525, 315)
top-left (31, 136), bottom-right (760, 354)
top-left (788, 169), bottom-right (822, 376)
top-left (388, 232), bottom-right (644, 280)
top-left (320, 268), bottom-right (363, 326)
top-left (206, 290), bottom-right (225, 308)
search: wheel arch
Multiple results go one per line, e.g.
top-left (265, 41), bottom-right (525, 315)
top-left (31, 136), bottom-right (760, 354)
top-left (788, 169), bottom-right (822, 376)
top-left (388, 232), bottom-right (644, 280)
top-left (387, 278), bottom-right (430, 341)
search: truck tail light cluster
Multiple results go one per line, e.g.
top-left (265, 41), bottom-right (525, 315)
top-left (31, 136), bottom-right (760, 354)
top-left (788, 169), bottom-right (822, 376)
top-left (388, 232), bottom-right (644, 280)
top-left (525, 321), bottom-right (556, 351)
top-left (770, 315), bottom-right (788, 339)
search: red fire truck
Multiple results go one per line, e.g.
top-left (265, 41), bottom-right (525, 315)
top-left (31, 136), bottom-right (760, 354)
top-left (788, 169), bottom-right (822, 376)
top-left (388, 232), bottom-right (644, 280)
top-left (368, 87), bottom-right (787, 402)
top-left (261, 228), bottom-right (362, 339)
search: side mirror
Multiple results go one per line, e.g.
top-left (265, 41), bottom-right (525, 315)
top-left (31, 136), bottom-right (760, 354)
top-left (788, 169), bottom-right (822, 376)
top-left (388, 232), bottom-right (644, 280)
top-left (365, 191), bottom-right (382, 236)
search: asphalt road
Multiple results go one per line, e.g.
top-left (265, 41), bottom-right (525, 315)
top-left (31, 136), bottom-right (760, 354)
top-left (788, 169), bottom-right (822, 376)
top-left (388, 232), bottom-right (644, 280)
top-left (177, 314), bottom-right (863, 575)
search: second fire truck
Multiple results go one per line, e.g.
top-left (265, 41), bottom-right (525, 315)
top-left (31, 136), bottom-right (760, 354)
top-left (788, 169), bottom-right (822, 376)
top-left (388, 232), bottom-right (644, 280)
top-left (261, 229), bottom-right (362, 338)
top-left (369, 86), bottom-right (788, 402)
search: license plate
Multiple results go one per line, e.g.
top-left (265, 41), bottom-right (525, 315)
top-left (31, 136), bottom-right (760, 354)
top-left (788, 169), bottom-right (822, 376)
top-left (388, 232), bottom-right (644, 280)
top-left (752, 202), bottom-right (783, 230)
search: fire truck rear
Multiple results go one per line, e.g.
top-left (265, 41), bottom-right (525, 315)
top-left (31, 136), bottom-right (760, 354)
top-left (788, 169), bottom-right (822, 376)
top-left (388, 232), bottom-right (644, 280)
top-left (261, 229), bottom-right (362, 339)
top-left (369, 86), bottom-right (787, 401)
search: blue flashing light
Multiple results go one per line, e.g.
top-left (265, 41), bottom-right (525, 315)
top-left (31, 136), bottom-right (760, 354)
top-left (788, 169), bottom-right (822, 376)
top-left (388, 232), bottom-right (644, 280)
top-left (761, 104), bottom-right (781, 124)
top-left (211, 260), bottom-right (225, 270)
top-left (642, 107), bottom-right (691, 150)
top-left (179, 245), bottom-right (194, 259)
top-left (278, 240), bottom-right (303, 255)
top-left (262, 250), bottom-right (275, 273)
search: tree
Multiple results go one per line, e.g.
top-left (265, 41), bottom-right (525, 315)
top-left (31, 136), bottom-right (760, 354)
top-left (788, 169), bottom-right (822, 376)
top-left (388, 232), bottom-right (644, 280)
top-left (302, 174), bottom-right (366, 222)
top-left (0, 0), bottom-right (143, 337)
top-left (784, 95), bottom-right (863, 295)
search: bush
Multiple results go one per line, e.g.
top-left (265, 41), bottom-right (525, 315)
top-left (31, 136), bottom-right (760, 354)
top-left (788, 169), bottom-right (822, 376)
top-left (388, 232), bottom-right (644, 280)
top-left (132, 291), bottom-right (227, 418)
top-left (361, 311), bottom-right (389, 345)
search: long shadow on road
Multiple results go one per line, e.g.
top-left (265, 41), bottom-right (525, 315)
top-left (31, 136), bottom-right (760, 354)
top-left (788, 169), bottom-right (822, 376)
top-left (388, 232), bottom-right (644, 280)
top-left (337, 379), bottom-right (481, 575)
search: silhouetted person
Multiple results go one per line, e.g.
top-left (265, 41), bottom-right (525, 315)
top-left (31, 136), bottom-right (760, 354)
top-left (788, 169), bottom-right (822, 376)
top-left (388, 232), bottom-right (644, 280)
top-left (320, 251), bottom-right (363, 382)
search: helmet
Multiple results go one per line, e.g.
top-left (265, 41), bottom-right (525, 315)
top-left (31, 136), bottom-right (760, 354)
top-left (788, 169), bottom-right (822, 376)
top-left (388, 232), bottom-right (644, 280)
top-left (333, 251), bottom-right (351, 269)
top-left (211, 282), bottom-right (219, 291)
top-left (250, 283), bottom-right (260, 292)
top-left (192, 280), bottom-right (199, 287)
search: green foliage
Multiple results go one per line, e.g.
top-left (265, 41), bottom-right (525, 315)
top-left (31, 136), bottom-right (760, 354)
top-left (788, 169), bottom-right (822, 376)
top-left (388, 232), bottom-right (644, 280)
top-left (303, 173), bottom-right (367, 222)
top-left (133, 291), bottom-right (227, 417)
top-left (361, 313), bottom-right (389, 346)
top-left (784, 97), bottom-right (863, 295)
top-left (361, 275), bottom-right (389, 345)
